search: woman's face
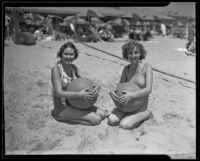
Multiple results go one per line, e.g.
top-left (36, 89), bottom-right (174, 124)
top-left (61, 47), bottom-right (75, 64)
top-left (127, 46), bottom-right (141, 63)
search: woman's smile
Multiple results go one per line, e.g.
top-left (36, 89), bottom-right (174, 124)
top-left (62, 47), bottom-right (75, 64)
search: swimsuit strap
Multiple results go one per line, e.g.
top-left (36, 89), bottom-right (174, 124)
top-left (57, 63), bottom-right (73, 80)
top-left (71, 67), bottom-right (77, 80)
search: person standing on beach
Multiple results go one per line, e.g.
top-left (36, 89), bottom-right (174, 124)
top-left (108, 40), bottom-right (153, 130)
top-left (51, 41), bottom-right (106, 125)
top-left (160, 22), bottom-right (166, 37)
top-left (5, 14), bottom-right (11, 40)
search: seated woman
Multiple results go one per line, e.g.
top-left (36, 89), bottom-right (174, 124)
top-left (108, 40), bottom-right (153, 130)
top-left (51, 41), bottom-right (106, 125)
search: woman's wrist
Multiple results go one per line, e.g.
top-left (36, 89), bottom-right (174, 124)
top-left (130, 92), bottom-right (137, 99)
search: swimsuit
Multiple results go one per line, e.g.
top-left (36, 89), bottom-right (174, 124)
top-left (51, 62), bottom-right (77, 118)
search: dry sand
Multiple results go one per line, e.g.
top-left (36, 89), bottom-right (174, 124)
top-left (4, 35), bottom-right (196, 158)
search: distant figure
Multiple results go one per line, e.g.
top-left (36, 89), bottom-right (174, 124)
top-left (70, 23), bottom-right (76, 34)
top-left (160, 23), bottom-right (166, 37)
top-left (100, 28), bottom-right (114, 42)
top-left (5, 14), bottom-right (11, 40)
top-left (185, 36), bottom-right (196, 56)
top-left (46, 16), bottom-right (53, 34)
top-left (128, 29), bottom-right (137, 41)
top-left (34, 28), bottom-right (43, 41)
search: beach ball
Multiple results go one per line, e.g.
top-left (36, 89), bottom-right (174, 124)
top-left (67, 78), bottom-right (98, 109)
top-left (112, 83), bottom-right (147, 112)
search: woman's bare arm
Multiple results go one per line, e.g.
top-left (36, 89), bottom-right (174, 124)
top-left (119, 66), bottom-right (128, 84)
top-left (51, 66), bottom-right (80, 99)
top-left (130, 63), bottom-right (153, 98)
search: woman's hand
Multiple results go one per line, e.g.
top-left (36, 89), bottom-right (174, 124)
top-left (91, 85), bottom-right (100, 98)
top-left (118, 90), bottom-right (135, 105)
top-left (109, 91), bottom-right (119, 102)
top-left (79, 88), bottom-right (94, 102)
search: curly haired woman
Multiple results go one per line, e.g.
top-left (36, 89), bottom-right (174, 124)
top-left (51, 41), bottom-right (106, 125)
top-left (108, 40), bottom-right (153, 130)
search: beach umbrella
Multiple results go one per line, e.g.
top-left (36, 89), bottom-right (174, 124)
top-left (100, 23), bottom-right (112, 30)
top-left (143, 21), bottom-right (150, 26)
top-left (24, 19), bottom-right (43, 27)
top-left (177, 21), bottom-right (184, 27)
top-left (142, 15), bottom-right (155, 21)
top-left (156, 15), bottom-right (175, 21)
top-left (64, 16), bottom-right (87, 25)
top-left (23, 12), bottom-right (44, 21)
top-left (122, 12), bottom-right (141, 20)
top-left (91, 17), bottom-right (102, 24)
top-left (64, 15), bottom-right (77, 22)
top-left (135, 21), bottom-right (142, 26)
top-left (122, 19), bottom-right (130, 26)
top-left (77, 8), bottom-right (104, 17)
top-left (98, 7), bottom-right (125, 17)
top-left (59, 21), bottom-right (70, 26)
top-left (109, 18), bottom-right (130, 26)
top-left (74, 17), bottom-right (87, 24)
top-left (48, 15), bottom-right (63, 23)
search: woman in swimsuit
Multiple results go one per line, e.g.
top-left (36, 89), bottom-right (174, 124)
top-left (108, 40), bottom-right (153, 130)
top-left (51, 41), bottom-right (106, 125)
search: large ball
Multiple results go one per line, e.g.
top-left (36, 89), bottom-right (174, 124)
top-left (113, 83), bottom-right (147, 112)
top-left (67, 78), bottom-right (98, 109)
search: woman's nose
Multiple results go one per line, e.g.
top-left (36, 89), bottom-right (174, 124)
top-left (65, 55), bottom-right (71, 58)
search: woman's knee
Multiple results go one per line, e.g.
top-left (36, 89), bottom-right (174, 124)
top-left (97, 110), bottom-right (107, 120)
top-left (90, 115), bottom-right (101, 126)
top-left (119, 121), bottom-right (132, 130)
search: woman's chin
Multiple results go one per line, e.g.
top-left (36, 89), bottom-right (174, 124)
top-left (64, 61), bottom-right (72, 64)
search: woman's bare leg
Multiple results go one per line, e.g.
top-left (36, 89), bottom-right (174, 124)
top-left (58, 106), bottom-right (102, 126)
top-left (119, 110), bottom-right (151, 130)
top-left (107, 108), bottom-right (125, 126)
top-left (119, 100), bottom-right (151, 130)
top-left (92, 106), bottom-right (107, 120)
top-left (52, 93), bottom-right (101, 126)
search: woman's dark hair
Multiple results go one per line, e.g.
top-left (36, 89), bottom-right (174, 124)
top-left (122, 40), bottom-right (147, 60)
top-left (57, 41), bottom-right (79, 59)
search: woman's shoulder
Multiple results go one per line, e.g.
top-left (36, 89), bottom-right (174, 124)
top-left (71, 63), bottom-right (78, 71)
top-left (51, 62), bottom-right (61, 72)
top-left (123, 65), bottom-right (129, 70)
top-left (142, 62), bottom-right (152, 72)
top-left (122, 65), bottom-right (129, 73)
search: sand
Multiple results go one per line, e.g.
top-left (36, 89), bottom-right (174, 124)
top-left (4, 35), bottom-right (196, 158)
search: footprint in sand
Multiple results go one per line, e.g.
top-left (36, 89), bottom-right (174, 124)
top-left (36, 79), bottom-right (48, 87)
top-left (163, 113), bottom-right (184, 120)
top-left (26, 113), bottom-right (46, 130)
top-left (97, 128), bottom-right (110, 141)
top-left (28, 137), bottom-right (61, 153)
top-left (77, 136), bottom-right (94, 153)
top-left (64, 130), bottom-right (76, 137)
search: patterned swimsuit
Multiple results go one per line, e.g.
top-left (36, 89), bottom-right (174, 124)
top-left (52, 62), bottom-right (77, 108)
